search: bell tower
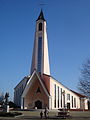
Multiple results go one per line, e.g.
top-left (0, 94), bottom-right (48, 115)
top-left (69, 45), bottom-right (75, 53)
top-left (31, 10), bottom-right (50, 75)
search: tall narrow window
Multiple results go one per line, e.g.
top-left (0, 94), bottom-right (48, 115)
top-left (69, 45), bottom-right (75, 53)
top-left (74, 98), bottom-right (76, 108)
top-left (61, 88), bottom-right (62, 108)
top-left (67, 94), bottom-right (70, 100)
top-left (58, 86), bottom-right (59, 108)
top-left (72, 96), bottom-right (73, 108)
top-left (63, 90), bottom-right (65, 108)
top-left (37, 37), bottom-right (42, 72)
top-left (54, 84), bottom-right (56, 108)
top-left (38, 23), bottom-right (42, 31)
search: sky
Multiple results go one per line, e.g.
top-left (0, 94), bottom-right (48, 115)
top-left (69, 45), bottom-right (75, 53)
top-left (0, 0), bottom-right (90, 100)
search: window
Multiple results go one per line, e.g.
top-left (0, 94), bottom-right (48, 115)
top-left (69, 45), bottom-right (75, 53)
top-left (74, 98), bottom-right (76, 108)
top-left (36, 87), bottom-right (41, 93)
top-left (61, 88), bottom-right (62, 108)
top-left (58, 86), bottom-right (59, 108)
top-left (54, 84), bottom-right (56, 108)
top-left (37, 37), bottom-right (42, 72)
top-left (38, 23), bottom-right (42, 31)
top-left (67, 94), bottom-right (70, 100)
top-left (63, 90), bottom-right (65, 108)
top-left (72, 96), bottom-right (73, 108)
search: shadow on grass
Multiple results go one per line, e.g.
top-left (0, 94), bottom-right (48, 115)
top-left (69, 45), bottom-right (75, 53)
top-left (0, 111), bottom-right (22, 117)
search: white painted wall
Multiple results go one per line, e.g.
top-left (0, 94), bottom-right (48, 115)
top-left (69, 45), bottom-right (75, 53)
top-left (50, 77), bottom-right (88, 110)
top-left (14, 76), bottom-right (30, 107)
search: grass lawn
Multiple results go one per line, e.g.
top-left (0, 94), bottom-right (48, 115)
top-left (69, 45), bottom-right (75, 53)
top-left (0, 110), bottom-right (90, 120)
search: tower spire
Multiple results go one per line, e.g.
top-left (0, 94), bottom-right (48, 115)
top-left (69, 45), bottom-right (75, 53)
top-left (36, 9), bottom-right (46, 21)
top-left (31, 10), bottom-right (50, 75)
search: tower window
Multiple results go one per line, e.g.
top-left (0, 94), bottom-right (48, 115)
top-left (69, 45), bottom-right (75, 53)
top-left (37, 37), bottom-right (42, 72)
top-left (38, 23), bottom-right (42, 31)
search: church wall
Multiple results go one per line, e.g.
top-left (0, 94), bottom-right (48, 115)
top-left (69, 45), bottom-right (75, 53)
top-left (41, 74), bottom-right (50, 94)
top-left (23, 78), bottom-right (49, 109)
top-left (14, 76), bottom-right (30, 107)
top-left (50, 77), bottom-right (81, 109)
top-left (80, 98), bottom-right (88, 110)
top-left (84, 99), bottom-right (88, 109)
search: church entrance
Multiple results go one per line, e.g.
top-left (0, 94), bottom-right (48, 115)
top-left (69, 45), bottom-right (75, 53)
top-left (35, 100), bottom-right (42, 109)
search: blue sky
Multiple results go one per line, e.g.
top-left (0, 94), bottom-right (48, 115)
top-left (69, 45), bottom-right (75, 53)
top-left (0, 0), bottom-right (90, 100)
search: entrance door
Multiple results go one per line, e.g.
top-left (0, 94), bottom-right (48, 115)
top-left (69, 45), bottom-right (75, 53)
top-left (35, 100), bottom-right (42, 109)
top-left (67, 103), bottom-right (70, 109)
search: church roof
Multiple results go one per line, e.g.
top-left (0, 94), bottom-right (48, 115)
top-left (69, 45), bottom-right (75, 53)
top-left (70, 90), bottom-right (87, 98)
top-left (36, 10), bottom-right (46, 21)
top-left (14, 75), bottom-right (30, 89)
top-left (22, 70), bottom-right (50, 98)
top-left (43, 73), bottom-right (87, 98)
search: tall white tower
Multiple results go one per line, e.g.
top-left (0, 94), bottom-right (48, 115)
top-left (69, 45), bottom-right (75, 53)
top-left (31, 10), bottom-right (50, 75)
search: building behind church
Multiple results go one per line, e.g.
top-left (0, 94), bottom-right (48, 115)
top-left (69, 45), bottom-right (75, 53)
top-left (14, 10), bottom-right (89, 110)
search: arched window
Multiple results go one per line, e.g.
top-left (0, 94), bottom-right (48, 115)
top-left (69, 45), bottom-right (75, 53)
top-left (38, 23), bottom-right (42, 31)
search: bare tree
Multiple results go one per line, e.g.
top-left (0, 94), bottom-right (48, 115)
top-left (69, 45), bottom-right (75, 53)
top-left (0, 92), bottom-right (4, 102)
top-left (78, 59), bottom-right (90, 98)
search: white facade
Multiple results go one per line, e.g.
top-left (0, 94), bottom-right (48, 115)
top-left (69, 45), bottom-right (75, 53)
top-left (14, 72), bottom-right (88, 109)
top-left (50, 77), bottom-right (80, 109)
top-left (14, 76), bottom-right (30, 107)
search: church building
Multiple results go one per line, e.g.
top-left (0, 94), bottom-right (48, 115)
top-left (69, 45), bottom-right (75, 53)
top-left (14, 10), bottom-right (89, 110)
